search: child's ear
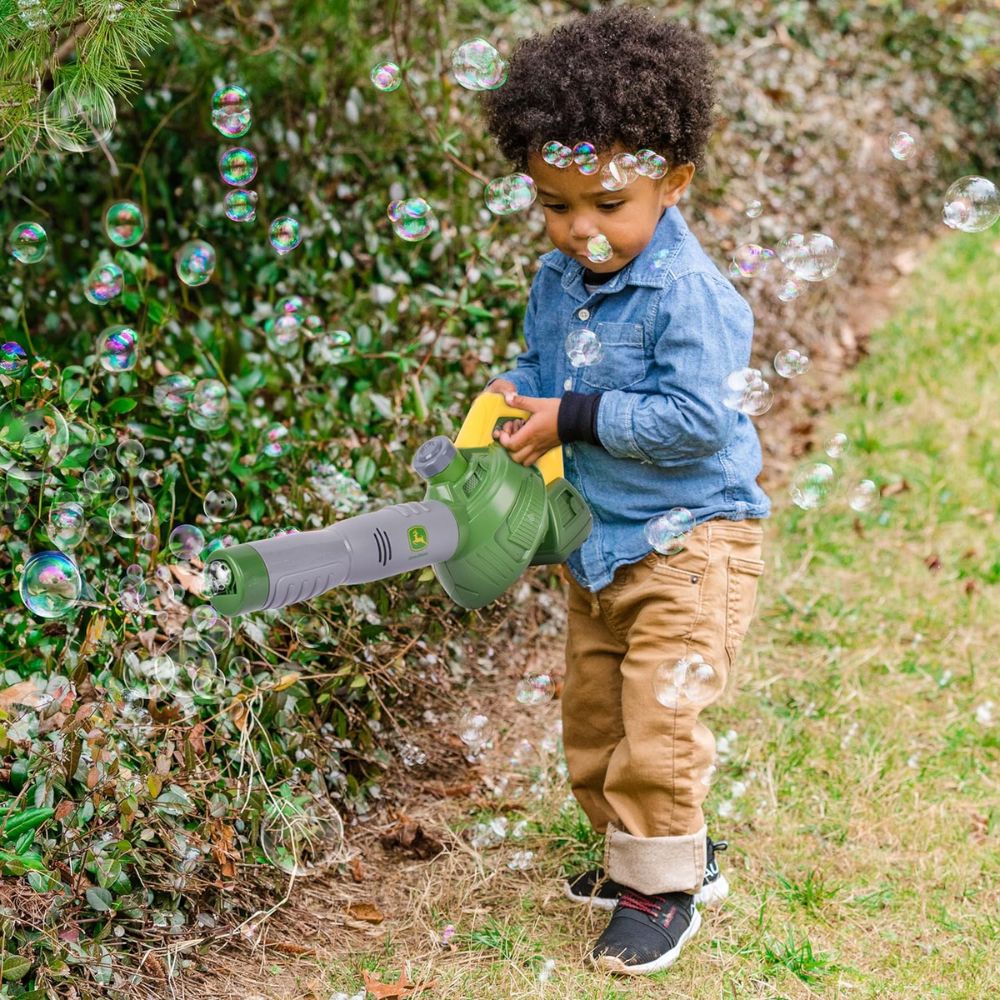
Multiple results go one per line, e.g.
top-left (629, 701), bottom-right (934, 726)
top-left (659, 163), bottom-right (696, 209)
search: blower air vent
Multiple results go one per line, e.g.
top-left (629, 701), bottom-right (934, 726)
top-left (372, 527), bottom-right (393, 567)
top-left (462, 464), bottom-right (484, 497)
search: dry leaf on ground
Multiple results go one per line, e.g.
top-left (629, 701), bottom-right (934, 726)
top-left (362, 968), bottom-right (438, 999)
top-left (346, 901), bottom-right (385, 924)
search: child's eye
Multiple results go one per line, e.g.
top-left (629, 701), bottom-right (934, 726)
top-left (598, 202), bottom-right (624, 212)
top-left (541, 203), bottom-right (566, 212)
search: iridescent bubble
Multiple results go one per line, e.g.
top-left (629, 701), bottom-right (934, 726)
top-left (777, 275), bottom-right (806, 302)
top-left (8, 222), bottom-right (47, 264)
top-left (269, 216), bottom-right (302, 255)
top-left (175, 240), bottom-right (216, 287)
top-left (47, 502), bottom-right (86, 550)
top-left (600, 152), bottom-right (639, 191)
top-left (191, 605), bottom-right (233, 652)
top-left (774, 348), bottom-right (810, 378)
top-left (275, 294), bottom-right (306, 316)
top-left (451, 38), bottom-right (507, 91)
top-left (43, 83), bottom-right (116, 153)
top-left (484, 173), bottom-right (537, 216)
top-left (515, 673), bottom-right (554, 706)
top-left (308, 329), bottom-right (352, 366)
top-left (654, 653), bottom-right (719, 708)
top-left (20, 551), bottom-right (82, 619)
top-left (732, 243), bottom-right (776, 278)
top-left (848, 479), bottom-right (878, 513)
top-left (635, 149), bottom-right (668, 179)
top-left (104, 201), bottom-right (144, 247)
top-left (84, 262), bottom-right (124, 305)
top-left (223, 189), bottom-right (257, 223)
top-left (211, 84), bottom-right (252, 139)
top-left (188, 378), bottom-right (229, 432)
top-left (644, 507), bottom-right (695, 555)
top-left (586, 234), bottom-right (613, 263)
top-left (371, 62), bottom-right (402, 91)
top-left (0, 342), bottom-right (29, 378)
top-left (265, 314), bottom-right (302, 358)
top-left (83, 467), bottom-right (118, 495)
top-left (824, 432), bottom-right (849, 459)
top-left (573, 141), bottom-right (598, 175)
top-left (108, 497), bottom-right (153, 538)
top-left (219, 147), bottom-right (257, 187)
top-left (262, 423), bottom-right (290, 457)
top-left (776, 232), bottom-right (841, 282)
top-left (457, 711), bottom-right (494, 752)
top-left (942, 176), bottom-right (1000, 233)
top-left (154, 374), bottom-right (195, 416)
top-left (167, 524), bottom-right (205, 561)
top-left (745, 200), bottom-right (763, 218)
top-left (889, 131), bottom-right (916, 161)
top-left (96, 324), bottom-right (138, 372)
top-left (387, 198), bottom-right (436, 242)
top-left (0, 399), bottom-right (70, 481)
top-left (116, 439), bottom-right (144, 469)
top-left (202, 489), bottom-right (237, 523)
top-left (565, 328), bottom-right (603, 368)
top-left (721, 368), bottom-right (773, 416)
top-left (790, 462), bottom-right (835, 510)
top-left (541, 141), bottom-right (573, 168)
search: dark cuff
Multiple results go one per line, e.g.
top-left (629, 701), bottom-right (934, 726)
top-left (558, 391), bottom-right (603, 447)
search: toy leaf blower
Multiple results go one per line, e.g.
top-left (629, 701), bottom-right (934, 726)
top-left (204, 393), bottom-right (592, 615)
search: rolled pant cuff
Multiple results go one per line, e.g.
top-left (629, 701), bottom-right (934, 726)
top-left (604, 822), bottom-right (707, 895)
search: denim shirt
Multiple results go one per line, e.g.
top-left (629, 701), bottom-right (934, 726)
top-left (490, 205), bottom-right (771, 592)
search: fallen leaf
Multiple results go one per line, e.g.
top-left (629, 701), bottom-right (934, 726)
top-left (167, 561), bottom-right (204, 596)
top-left (78, 614), bottom-right (106, 657)
top-left (346, 901), bottom-right (385, 924)
top-left (362, 968), bottom-right (438, 999)
top-left (270, 942), bottom-right (316, 956)
top-left (963, 580), bottom-right (978, 596)
top-left (187, 721), bottom-right (206, 755)
top-left (349, 856), bottom-right (366, 882)
top-left (0, 680), bottom-right (48, 709)
top-left (54, 799), bottom-right (74, 822)
top-left (272, 672), bottom-right (301, 692)
top-left (924, 554), bottom-right (941, 571)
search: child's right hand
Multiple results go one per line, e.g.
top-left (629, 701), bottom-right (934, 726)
top-left (485, 379), bottom-right (526, 441)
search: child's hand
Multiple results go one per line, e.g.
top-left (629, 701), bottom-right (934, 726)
top-left (492, 390), bottom-right (561, 467)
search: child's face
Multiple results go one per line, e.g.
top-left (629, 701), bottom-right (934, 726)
top-left (527, 145), bottom-right (694, 272)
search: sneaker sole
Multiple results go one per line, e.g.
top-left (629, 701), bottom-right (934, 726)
top-left (563, 882), bottom-right (618, 911)
top-left (693, 872), bottom-right (729, 908)
top-left (589, 905), bottom-right (702, 976)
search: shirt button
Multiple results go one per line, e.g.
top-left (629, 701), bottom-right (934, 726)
top-left (577, 308), bottom-right (590, 321)
top-left (563, 377), bottom-right (572, 391)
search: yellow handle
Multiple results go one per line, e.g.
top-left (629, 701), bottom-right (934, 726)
top-left (455, 392), bottom-right (564, 485)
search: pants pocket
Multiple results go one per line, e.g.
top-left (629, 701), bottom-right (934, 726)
top-left (725, 555), bottom-right (764, 670)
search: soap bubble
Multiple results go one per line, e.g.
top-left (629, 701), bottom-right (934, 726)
top-left (275, 294), bottom-right (306, 316)
top-left (20, 551), bottom-right (83, 619)
top-left (371, 62), bottom-right (402, 91)
top-left (47, 502), bottom-right (86, 550)
top-left (541, 140), bottom-right (573, 168)
top-left (218, 147), bottom-right (257, 187)
top-left (309, 329), bottom-right (353, 366)
top-left (262, 423), bottom-right (290, 457)
top-left (175, 240), bottom-right (216, 287)
top-left (848, 479), bottom-right (878, 513)
top-left (211, 84), bottom-right (251, 138)
top-left (745, 200), bottom-right (763, 218)
top-left (644, 507), bottom-right (695, 555)
top-left (942, 176), bottom-right (1000, 233)
top-left (204, 489), bottom-right (237, 522)
top-left (269, 216), bottom-right (302, 255)
top-left (790, 462), bottom-right (835, 510)
top-left (635, 149), bottom-right (668, 179)
top-left (586, 234), bottom-right (613, 263)
top-left (84, 262), bottom-right (124, 305)
top-left (83, 467), bottom-right (118, 495)
top-left (774, 348), bottom-right (810, 378)
top-left (451, 38), bottom-right (507, 91)
top-left (654, 653), bottom-right (719, 708)
top-left (96, 324), bottom-right (138, 372)
top-left (104, 201), bottom-right (144, 247)
top-left (223, 189), bottom-right (257, 222)
top-left (777, 275), bottom-right (806, 302)
top-left (538, 958), bottom-right (557, 984)
top-left (721, 368), bottom-right (773, 416)
top-left (154, 374), bottom-right (195, 416)
top-left (17, 0), bottom-right (49, 30)
top-left (116, 439), bottom-right (144, 469)
top-left (0, 342), bottom-right (29, 378)
top-left (167, 524), bottom-right (205, 561)
top-left (600, 152), bottom-right (639, 191)
top-left (824, 432), bottom-right (849, 459)
top-left (387, 198), bottom-right (436, 242)
top-left (507, 850), bottom-right (534, 870)
top-left (0, 399), bottom-right (70, 481)
top-left (889, 130), bottom-right (916, 160)
top-left (484, 173), bottom-right (537, 215)
top-left (458, 711), bottom-right (494, 753)
top-left (108, 498), bottom-right (153, 538)
top-left (203, 559), bottom-right (232, 598)
top-left (265, 314), bottom-right (302, 358)
top-left (776, 232), bottom-right (841, 282)
top-left (573, 141), bottom-right (599, 175)
top-left (43, 82), bottom-right (116, 153)
top-left (732, 243), bottom-right (776, 278)
top-left (8, 222), bottom-right (47, 264)
top-left (565, 327), bottom-right (603, 367)
top-left (188, 378), bottom-right (229, 431)
top-left (515, 673), bottom-right (554, 706)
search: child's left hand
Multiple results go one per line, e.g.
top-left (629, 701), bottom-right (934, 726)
top-left (492, 391), bottom-right (562, 467)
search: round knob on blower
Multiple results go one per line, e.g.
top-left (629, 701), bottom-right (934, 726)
top-left (412, 435), bottom-right (458, 481)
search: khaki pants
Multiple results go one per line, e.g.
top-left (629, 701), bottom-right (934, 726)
top-left (561, 518), bottom-right (764, 895)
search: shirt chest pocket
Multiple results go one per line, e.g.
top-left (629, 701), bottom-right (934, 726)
top-left (578, 322), bottom-right (647, 391)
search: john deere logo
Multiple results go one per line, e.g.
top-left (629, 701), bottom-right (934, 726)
top-left (407, 525), bottom-right (429, 551)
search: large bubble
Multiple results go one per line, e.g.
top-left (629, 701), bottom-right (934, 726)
top-left (721, 368), bottom-right (773, 416)
top-left (20, 551), bottom-right (83, 619)
top-left (0, 399), bottom-right (70, 481)
top-left (43, 83), bottom-right (116, 153)
top-left (654, 653), bottom-right (719, 708)
top-left (84, 262), bottom-right (124, 305)
top-left (188, 379), bottom-right (229, 431)
top-left (942, 176), bottom-right (1000, 233)
top-left (600, 152), bottom-right (639, 192)
top-left (644, 507), bottom-right (695, 555)
top-left (451, 38), bottom-right (507, 91)
top-left (219, 147), bottom-right (258, 187)
top-left (211, 84), bottom-right (252, 139)
top-left (269, 216), bottom-right (302, 255)
top-left (586, 234), bottom-right (613, 263)
top-left (8, 222), bottom-right (47, 264)
top-left (175, 240), bottom-right (216, 287)
top-left (776, 233), bottom-right (841, 282)
top-left (224, 189), bottom-right (257, 222)
top-left (371, 62), bottom-right (402, 92)
top-left (565, 328), bottom-right (602, 367)
top-left (104, 201), bottom-right (145, 247)
top-left (387, 198), bottom-right (436, 242)
top-left (97, 324), bottom-right (138, 372)
top-left (154, 374), bottom-right (195, 416)
top-left (790, 462), bottom-right (835, 510)
top-left (47, 502), bottom-right (86, 550)
top-left (108, 498), bottom-right (154, 538)
top-left (0, 342), bottom-right (29, 378)
top-left (485, 174), bottom-right (537, 216)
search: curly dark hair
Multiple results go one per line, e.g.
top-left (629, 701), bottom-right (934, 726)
top-left (479, 5), bottom-right (716, 173)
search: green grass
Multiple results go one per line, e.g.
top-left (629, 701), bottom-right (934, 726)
top-left (288, 229), bottom-right (999, 999)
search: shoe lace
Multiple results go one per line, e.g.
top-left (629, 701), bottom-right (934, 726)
top-left (618, 890), bottom-right (663, 918)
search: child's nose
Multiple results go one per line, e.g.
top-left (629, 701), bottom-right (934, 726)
top-left (568, 214), bottom-right (598, 240)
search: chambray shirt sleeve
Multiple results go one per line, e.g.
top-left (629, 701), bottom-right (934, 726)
top-left (596, 272), bottom-right (752, 466)
top-left (485, 275), bottom-right (542, 397)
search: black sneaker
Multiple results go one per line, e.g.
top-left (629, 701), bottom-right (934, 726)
top-left (587, 888), bottom-right (701, 975)
top-left (564, 836), bottom-right (730, 912)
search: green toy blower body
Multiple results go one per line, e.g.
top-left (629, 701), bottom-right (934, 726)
top-left (205, 436), bottom-right (592, 616)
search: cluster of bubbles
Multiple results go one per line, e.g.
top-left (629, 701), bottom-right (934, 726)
top-left (8, 221), bottom-right (47, 264)
top-left (789, 432), bottom-right (878, 513)
top-left (484, 173), bottom-right (537, 216)
top-left (451, 38), bottom-right (507, 91)
top-left (730, 232), bottom-right (841, 299)
top-left (644, 506), bottom-right (695, 555)
top-left (258, 293), bottom-right (350, 366)
top-left (387, 197), bottom-right (437, 242)
top-left (654, 652), bottom-right (720, 709)
top-left (457, 711), bottom-right (494, 756)
top-left (721, 367), bottom-right (774, 416)
top-left (152, 372), bottom-right (231, 431)
top-left (370, 61), bottom-right (402, 92)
